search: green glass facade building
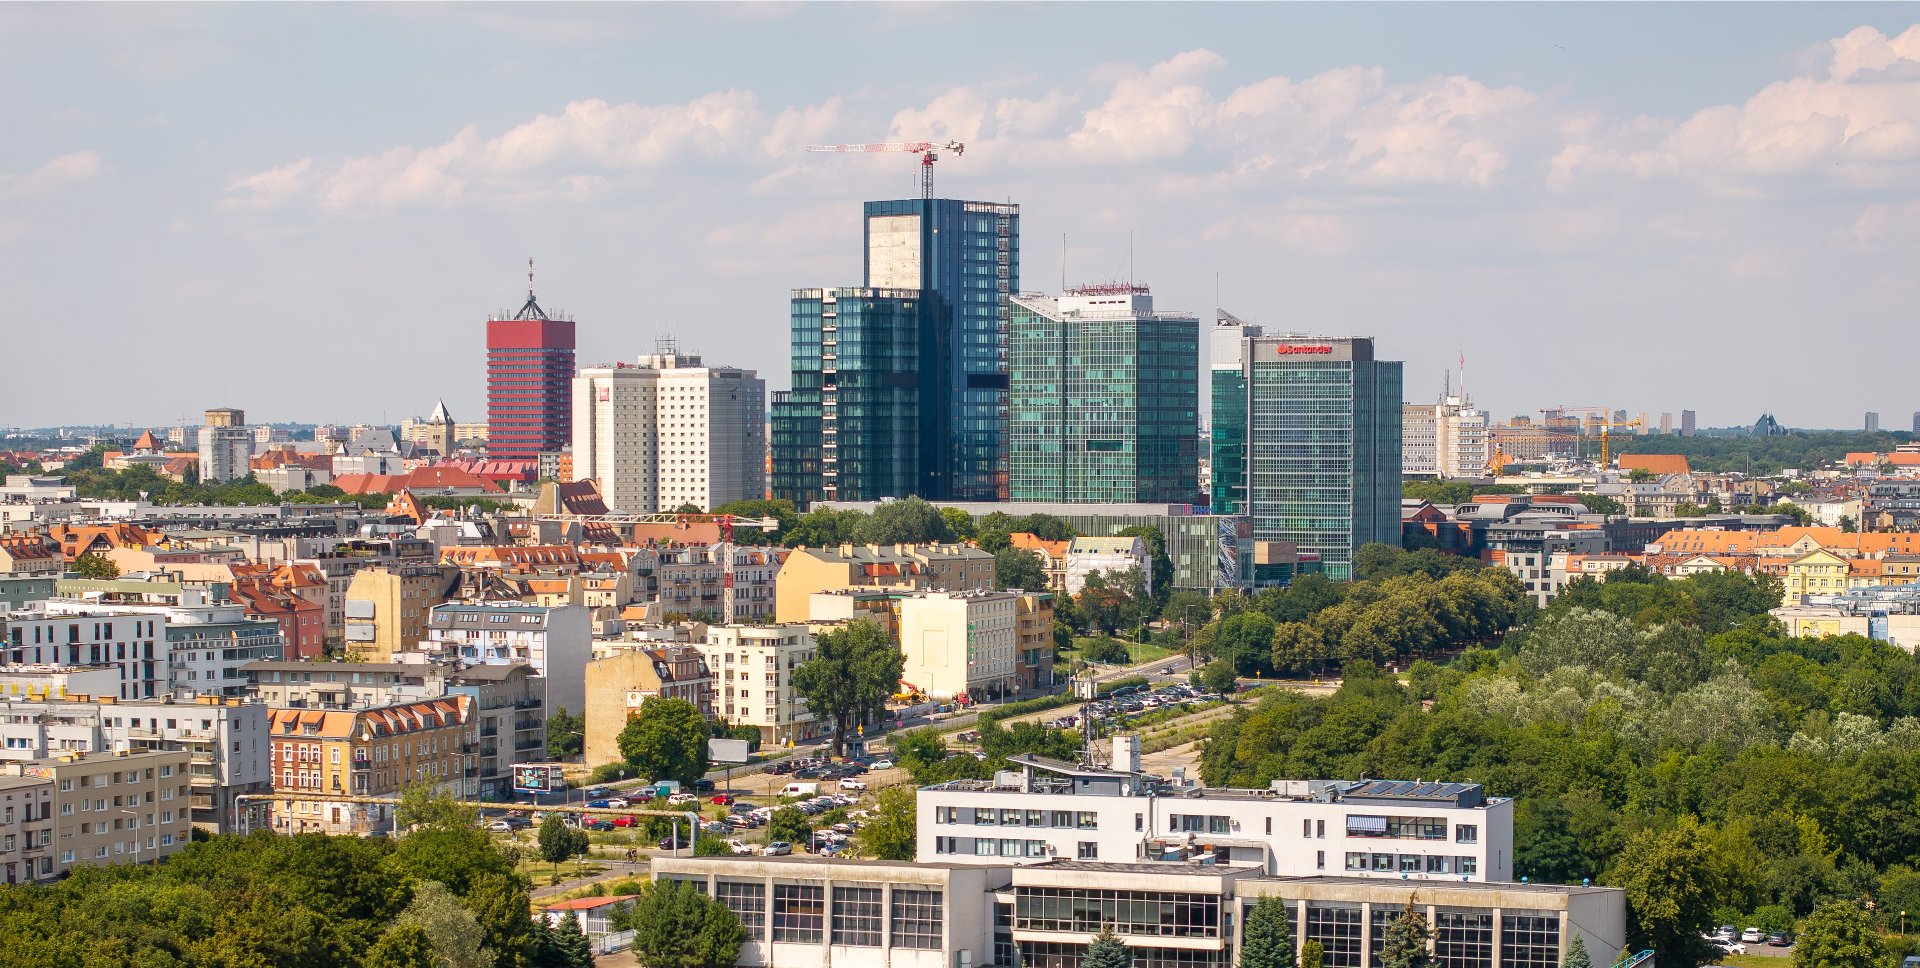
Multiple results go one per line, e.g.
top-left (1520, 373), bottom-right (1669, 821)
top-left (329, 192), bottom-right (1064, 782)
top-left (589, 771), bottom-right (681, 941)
top-left (770, 288), bottom-right (921, 504)
top-left (1007, 287), bottom-right (1200, 504)
top-left (1239, 336), bottom-right (1402, 581)
top-left (1208, 310), bottom-right (1263, 514)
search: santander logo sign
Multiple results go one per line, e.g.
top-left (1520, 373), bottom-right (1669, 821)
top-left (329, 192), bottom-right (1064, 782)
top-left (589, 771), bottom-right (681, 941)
top-left (1276, 344), bottom-right (1333, 355)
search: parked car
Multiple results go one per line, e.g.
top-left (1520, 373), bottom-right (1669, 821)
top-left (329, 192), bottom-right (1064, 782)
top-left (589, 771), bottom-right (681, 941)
top-left (1715, 942), bottom-right (1746, 956)
top-left (767, 761), bottom-right (793, 775)
top-left (486, 820), bottom-right (514, 833)
top-left (1741, 928), bottom-right (1765, 944)
top-left (691, 779), bottom-right (716, 793)
top-left (502, 816), bottom-right (532, 830)
top-left (583, 786), bottom-right (612, 799)
top-left (604, 797), bottom-right (630, 809)
top-left (586, 799), bottom-right (612, 809)
top-left (728, 839), bottom-right (755, 855)
top-left (765, 841), bottom-right (793, 856)
top-left (725, 815), bottom-right (754, 828)
top-left (1713, 926), bottom-right (1736, 942)
top-left (667, 793), bottom-right (699, 806)
top-left (711, 794), bottom-right (736, 805)
top-left (633, 790), bottom-right (656, 803)
top-left (1767, 932), bottom-right (1793, 947)
top-left (658, 835), bottom-right (690, 851)
top-left (612, 815), bottom-right (638, 828)
top-left (870, 759), bottom-right (894, 770)
top-left (839, 779), bottom-right (868, 791)
top-left (585, 819), bottom-right (616, 832)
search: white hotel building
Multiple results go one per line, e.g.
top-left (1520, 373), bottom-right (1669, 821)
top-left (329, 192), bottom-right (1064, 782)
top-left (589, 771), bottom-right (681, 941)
top-left (917, 740), bottom-right (1512, 881)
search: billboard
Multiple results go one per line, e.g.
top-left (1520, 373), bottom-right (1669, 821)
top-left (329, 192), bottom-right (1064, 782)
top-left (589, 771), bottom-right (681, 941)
top-left (709, 738), bottom-right (751, 765)
top-left (512, 763), bottom-right (562, 794)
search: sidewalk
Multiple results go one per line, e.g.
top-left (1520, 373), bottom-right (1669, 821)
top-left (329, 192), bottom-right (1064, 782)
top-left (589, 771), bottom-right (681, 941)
top-left (530, 859), bottom-right (649, 900)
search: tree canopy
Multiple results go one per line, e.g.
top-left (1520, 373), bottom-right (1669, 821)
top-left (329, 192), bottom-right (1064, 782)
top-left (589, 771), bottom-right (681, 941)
top-left (791, 619), bottom-right (902, 756)
top-left (617, 698), bottom-right (712, 784)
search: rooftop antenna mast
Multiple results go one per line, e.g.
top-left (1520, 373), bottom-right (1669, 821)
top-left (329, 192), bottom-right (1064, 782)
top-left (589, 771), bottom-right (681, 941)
top-left (528, 258), bottom-right (535, 299)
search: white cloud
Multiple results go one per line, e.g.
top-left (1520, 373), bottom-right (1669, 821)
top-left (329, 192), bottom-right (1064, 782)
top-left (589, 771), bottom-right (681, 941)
top-left (228, 94), bottom-right (761, 213)
top-left (0, 150), bottom-right (102, 201)
top-left (1553, 25), bottom-right (1920, 192)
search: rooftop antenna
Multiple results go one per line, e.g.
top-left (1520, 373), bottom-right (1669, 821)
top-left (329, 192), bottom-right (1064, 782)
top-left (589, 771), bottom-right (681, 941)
top-left (1129, 230), bottom-right (1135, 289)
top-left (1061, 233), bottom-right (1067, 292)
top-left (527, 258), bottom-right (536, 300)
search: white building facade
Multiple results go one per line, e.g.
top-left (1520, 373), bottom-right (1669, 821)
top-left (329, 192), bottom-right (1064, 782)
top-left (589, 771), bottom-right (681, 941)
top-left (918, 751), bottom-right (1513, 882)
top-left (897, 590), bottom-right (1019, 703)
top-left (1404, 385), bottom-right (1491, 479)
top-left (197, 408), bottom-right (252, 483)
top-left (571, 348), bottom-right (767, 514)
top-left (694, 625), bottom-right (819, 747)
top-left (424, 601), bottom-right (591, 715)
top-left (2, 609), bottom-right (167, 700)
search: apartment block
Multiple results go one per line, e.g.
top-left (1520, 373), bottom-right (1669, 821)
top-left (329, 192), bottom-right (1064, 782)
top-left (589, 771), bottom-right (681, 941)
top-left (42, 583), bottom-right (284, 699)
top-left (198, 408), bottom-right (251, 484)
top-left (425, 601), bottom-right (591, 714)
top-left (7, 749), bottom-right (193, 876)
top-left (774, 543), bottom-right (993, 623)
top-left (897, 591), bottom-right (1020, 704)
top-left (0, 775), bottom-right (54, 884)
top-left (343, 564), bottom-right (461, 660)
top-left (3, 608), bottom-right (167, 700)
top-left (572, 345), bottom-right (767, 513)
top-left (267, 696), bottom-right (473, 835)
top-left (694, 626), bottom-right (818, 749)
top-left (583, 645), bottom-right (716, 767)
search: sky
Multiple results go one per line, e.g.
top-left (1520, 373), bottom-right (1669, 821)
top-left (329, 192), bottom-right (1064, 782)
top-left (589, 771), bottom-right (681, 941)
top-left (3, 3), bottom-right (1919, 432)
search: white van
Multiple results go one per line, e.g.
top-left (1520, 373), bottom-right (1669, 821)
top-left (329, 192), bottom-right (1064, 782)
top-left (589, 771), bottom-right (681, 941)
top-left (781, 781), bottom-right (820, 798)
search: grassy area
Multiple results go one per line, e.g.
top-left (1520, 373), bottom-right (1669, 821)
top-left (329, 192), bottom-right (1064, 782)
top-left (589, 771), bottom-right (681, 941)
top-left (1061, 636), bottom-right (1177, 667)
top-left (1723, 952), bottom-right (1791, 967)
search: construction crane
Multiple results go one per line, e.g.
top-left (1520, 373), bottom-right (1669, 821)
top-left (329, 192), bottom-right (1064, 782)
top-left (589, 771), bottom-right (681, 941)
top-left (530, 511), bottom-right (777, 624)
top-left (804, 141), bottom-right (965, 198)
top-left (1539, 407), bottom-right (1646, 467)
top-left (1490, 432), bottom-right (1583, 474)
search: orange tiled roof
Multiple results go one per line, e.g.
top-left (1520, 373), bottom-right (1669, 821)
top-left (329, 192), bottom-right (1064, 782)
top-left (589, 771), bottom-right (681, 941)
top-left (1844, 452), bottom-right (1920, 467)
top-left (1009, 532), bottom-right (1071, 559)
top-left (1618, 454), bottom-right (1691, 475)
top-left (132, 430), bottom-right (160, 450)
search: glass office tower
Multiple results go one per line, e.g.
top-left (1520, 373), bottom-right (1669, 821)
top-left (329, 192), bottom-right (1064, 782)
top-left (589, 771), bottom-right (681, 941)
top-left (1208, 310), bottom-right (1263, 513)
top-left (1241, 336), bottom-right (1402, 580)
top-left (1008, 287), bottom-right (1200, 504)
top-left (864, 198), bottom-right (1019, 501)
top-left (771, 288), bottom-right (922, 504)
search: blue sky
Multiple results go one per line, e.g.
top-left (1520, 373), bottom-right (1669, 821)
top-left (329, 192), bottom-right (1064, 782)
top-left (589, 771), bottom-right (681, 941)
top-left (4, 3), bottom-right (1919, 431)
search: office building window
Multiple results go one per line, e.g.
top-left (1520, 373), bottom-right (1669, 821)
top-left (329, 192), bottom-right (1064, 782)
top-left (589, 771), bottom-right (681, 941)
top-left (1456, 824), bottom-right (1478, 844)
top-left (831, 884), bottom-right (882, 947)
top-left (1016, 887), bottom-right (1222, 939)
top-left (1458, 856), bottom-right (1478, 876)
top-left (1501, 913), bottom-right (1561, 968)
top-left (1305, 904), bottom-right (1364, 968)
top-left (891, 889), bottom-right (944, 950)
top-left (1436, 910), bottom-right (1496, 968)
top-left (1078, 841), bottom-right (1098, 860)
top-left (772, 884), bottom-right (824, 943)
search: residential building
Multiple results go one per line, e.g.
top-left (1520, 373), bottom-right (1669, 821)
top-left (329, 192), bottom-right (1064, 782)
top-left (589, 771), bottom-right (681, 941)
top-left (266, 696), bottom-right (473, 835)
top-left (572, 344), bottom-right (767, 513)
top-left (1013, 592), bottom-right (1055, 694)
top-left (1008, 533), bottom-right (1070, 591)
top-left (425, 601), bottom-right (592, 713)
top-left (1867, 412), bottom-right (1881, 433)
top-left (3, 608), bottom-right (167, 700)
top-left (244, 658), bottom-right (446, 709)
top-left (40, 582), bottom-right (285, 699)
top-left (1209, 310), bottom-right (1263, 514)
top-left (0, 533), bottom-right (61, 577)
top-left (0, 665), bottom-right (120, 701)
top-left (641, 544), bottom-right (779, 623)
top-left (0, 775), bottom-right (55, 884)
top-left (1064, 536), bottom-right (1151, 596)
top-left (1007, 286), bottom-right (1200, 504)
top-left (693, 625), bottom-right (818, 748)
top-left (7, 749), bottom-right (193, 875)
top-left (583, 645), bottom-right (716, 766)
top-left (1680, 410), bottom-right (1697, 436)
top-left (90, 695), bottom-right (271, 833)
top-left (343, 564), bottom-right (460, 660)
top-left (822, 500), bottom-right (1257, 595)
top-left (919, 747), bottom-right (1512, 881)
top-left (1403, 378), bottom-right (1491, 479)
top-left (773, 543), bottom-right (993, 623)
top-left (772, 288), bottom-right (923, 505)
top-left (487, 274), bottom-right (577, 459)
top-left (896, 590), bottom-right (1020, 703)
top-left (0, 575), bottom-right (55, 612)
top-left (443, 664), bottom-right (547, 800)
top-left (197, 408), bottom-right (251, 483)
top-left (1235, 336), bottom-right (1402, 580)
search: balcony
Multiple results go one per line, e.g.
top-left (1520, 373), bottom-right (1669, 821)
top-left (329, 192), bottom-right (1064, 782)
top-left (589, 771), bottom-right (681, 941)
top-left (513, 738), bottom-right (544, 752)
top-left (513, 718), bottom-right (543, 732)
top-left (478, 726), bottom-right (499, 738)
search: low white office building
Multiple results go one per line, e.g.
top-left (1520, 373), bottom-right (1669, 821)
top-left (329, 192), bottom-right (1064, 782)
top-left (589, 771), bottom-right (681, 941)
top-left (918, 742), bottom-right (1512, 882)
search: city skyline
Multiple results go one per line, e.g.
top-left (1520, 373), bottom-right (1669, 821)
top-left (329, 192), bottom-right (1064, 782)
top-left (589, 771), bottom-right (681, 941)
top-left (4, 5), bottom-right (1920, 428)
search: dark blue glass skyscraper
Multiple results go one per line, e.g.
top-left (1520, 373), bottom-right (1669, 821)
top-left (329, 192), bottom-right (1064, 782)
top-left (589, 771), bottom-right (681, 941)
top-left (864, 198), bottom-right (1019, 501)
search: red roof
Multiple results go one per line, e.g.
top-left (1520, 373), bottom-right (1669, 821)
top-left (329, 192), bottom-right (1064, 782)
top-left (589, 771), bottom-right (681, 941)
top-left (1618, 454), bottom-right (1691, 475)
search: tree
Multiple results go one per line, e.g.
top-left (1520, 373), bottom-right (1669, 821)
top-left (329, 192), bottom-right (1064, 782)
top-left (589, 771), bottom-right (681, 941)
top-left (791, 620), bottom-right (902, 756)
top-left (623, 879), bottom-right (745, 968)
top-left (1197, 659), bottom-right (1240, 695)
top-left (71, 552), bottom-right (119, 579)
top-left (1213, 612), bottom-right (1277, 675)
top-left (941, 507), bottom-right (978, 542)
top-left (1240, 896), bottom-right (1297, 968)
top-left (537, 814), bottom-right (584, 877)
top-left (395, 782), bottom-right (478, 832)
top-left (856, 785), bottom-right (917, 860)
top-left (1793, 901), bottom-right (1881, 968)
top-left (545, 915), bottom-right (595, 968)
top-left (891, 728), bottom-right (951, 782)
top-left (1377, 905), bottom-right (1433, 968)
top-left (366, 922), bottom-right (439, 968)
top-left (1605, 819), bottom-right (1736, 965)
top-left (1840, 516), bottom-right (1857, 533)
top-left (1302, 939), bottom-right (1326, 968)
top-left (1116, 525), bottom-right (1173, 604)
top-left (1577, 493), bottom-right (1627, 516)
top-left (1674, 502), bottom-right (1707, 517)
top-left (853, 497), bottom-right (952, 545)
top-left (1083, 925), bottom-right (1134, 968)
top-left (617, 698), bottom-right (712, 784)
top-left (995, 546), bottom-right (1050, 592)
top-left (1563, 934), bottom-right (1593, 968)
top-left (767, 806), bottom-right (813, 846)
top-left (397, 881), bottom-right (495, 968)
top-left (463, 870), bottom-right (542, 968)
top-left (546, 707), bottom-right (583, 760)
